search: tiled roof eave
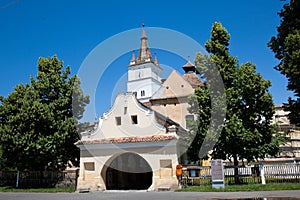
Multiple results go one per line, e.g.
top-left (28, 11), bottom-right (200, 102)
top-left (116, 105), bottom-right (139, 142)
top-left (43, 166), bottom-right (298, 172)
top-left (75, 135), bottom-right (177, 145)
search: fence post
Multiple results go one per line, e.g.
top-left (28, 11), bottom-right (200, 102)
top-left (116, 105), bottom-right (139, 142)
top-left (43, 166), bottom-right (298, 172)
top-left (260, 164), bottom-right (266, 185)
top-left (75, 169), bottom-right (79, 191)
top-left (16, 171), bottom-right (19, 188)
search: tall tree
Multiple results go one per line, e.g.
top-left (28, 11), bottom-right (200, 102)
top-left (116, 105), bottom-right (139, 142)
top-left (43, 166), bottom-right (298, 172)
top-left (188, 22), bottom-right (285, 183)
top-left (268, 0), bottom-right (300, 126)
top-left (0, 56), bottom-right (89, 171)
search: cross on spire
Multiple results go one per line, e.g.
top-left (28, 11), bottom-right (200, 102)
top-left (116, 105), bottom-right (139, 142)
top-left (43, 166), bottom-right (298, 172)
top-left (142, 20), bottom-right (145, 28)
top-left (182, 56), bottom-right (196, 73)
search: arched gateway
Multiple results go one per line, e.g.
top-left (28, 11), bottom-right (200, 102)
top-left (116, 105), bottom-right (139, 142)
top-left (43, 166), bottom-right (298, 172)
top-left (103, 152), bottom-right (152, 190)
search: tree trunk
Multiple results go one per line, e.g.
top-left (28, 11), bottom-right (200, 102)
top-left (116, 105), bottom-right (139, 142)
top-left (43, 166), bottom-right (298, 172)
top-left (233, 154), bottom-right (240, 184)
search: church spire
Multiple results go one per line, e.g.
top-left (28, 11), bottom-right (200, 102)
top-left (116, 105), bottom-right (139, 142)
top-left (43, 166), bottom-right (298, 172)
top-left (137, 23), bottom-right (152, 63)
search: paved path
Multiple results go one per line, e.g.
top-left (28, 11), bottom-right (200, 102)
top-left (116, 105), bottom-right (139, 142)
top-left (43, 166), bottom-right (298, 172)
top-left (0, 190), bottom-right (300, 200)
top-left (1, 190), bottom-right (300, 200)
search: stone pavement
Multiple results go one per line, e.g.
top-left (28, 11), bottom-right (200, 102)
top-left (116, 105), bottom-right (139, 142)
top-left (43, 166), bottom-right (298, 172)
top-left (0, 190), bottom-right (300, 200)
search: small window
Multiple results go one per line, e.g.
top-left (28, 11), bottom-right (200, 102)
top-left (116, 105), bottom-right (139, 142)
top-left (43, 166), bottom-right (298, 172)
top-left (115, 117), bottom-right (121, 126)
top-left (160, 159), bottom-right (172, 168)
top-left (84, 162), bottom-right (95, 171)
top-left (124, 107), bottom-right (127, 115)
top-left (141, 90), bottom-right (145, 97)
top-left (131, 115), bottom-right (138, 124)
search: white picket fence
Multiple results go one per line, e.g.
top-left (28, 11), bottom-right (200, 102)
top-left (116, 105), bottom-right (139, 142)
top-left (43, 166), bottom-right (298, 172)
top-left (182, 164), bottom-right (300, 185)
top-left (264, 164), bottom-right (300, 182)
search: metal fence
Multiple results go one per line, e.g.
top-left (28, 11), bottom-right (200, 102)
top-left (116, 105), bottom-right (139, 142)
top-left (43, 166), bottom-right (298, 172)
top-left (0, 170), bottom-right (79, 190)
top-left (182, 164), bottom-right (300, 186)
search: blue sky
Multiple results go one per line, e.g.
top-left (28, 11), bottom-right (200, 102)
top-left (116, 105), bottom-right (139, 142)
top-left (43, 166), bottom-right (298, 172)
top-left (0, 0), bottom-right (292, 122)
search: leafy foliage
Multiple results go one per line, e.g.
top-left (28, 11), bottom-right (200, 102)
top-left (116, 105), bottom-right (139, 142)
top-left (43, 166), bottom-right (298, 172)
top-left (188, 22), bottom-right (285, 182)
top-left (0, 56), bottom-right (89, 170)
top-left (268, 0), bottom-right (300, 126)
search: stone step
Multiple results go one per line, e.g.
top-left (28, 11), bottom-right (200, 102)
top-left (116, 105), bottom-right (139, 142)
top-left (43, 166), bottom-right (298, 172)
top-left (157, 186), bottom-right (171, 191)
top-left (78, 188), bottom-right (90, 193)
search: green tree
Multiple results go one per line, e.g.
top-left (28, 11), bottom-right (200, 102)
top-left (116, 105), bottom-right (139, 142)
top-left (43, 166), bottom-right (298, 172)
top-left (188, 22), bottom-right (285, 183)
top-left (0, 56), bottom-right (89, 171)
top-left (268, 0), bottom-right (300, 126)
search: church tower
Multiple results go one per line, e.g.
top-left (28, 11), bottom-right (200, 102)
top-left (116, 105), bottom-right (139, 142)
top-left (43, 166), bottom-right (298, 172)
top-left (127, 24), bottom-right (162, 102)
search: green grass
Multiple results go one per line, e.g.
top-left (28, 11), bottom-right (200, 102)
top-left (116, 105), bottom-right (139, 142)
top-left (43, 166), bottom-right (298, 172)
top-left (0, 186), bottom-right (75, 193)
top-left (176, 183), bottom-right (300, 192)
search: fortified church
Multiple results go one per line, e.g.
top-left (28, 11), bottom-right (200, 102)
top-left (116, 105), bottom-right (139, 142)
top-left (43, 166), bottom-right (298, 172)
top-left (75, 26), bottom-right (203, 191)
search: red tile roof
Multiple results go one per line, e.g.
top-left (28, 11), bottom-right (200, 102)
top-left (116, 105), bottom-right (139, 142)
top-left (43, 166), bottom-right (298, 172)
top-left (141, 101), bottom-right (152, 108)
top-left (75, 135), bottom-right (176, 145)
top-left (183, 73), bottom-right (204, 88)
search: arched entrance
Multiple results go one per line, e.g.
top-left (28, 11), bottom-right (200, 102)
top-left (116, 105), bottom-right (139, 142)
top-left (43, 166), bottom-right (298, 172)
top-left (105, 152), bottom-right (152, 190)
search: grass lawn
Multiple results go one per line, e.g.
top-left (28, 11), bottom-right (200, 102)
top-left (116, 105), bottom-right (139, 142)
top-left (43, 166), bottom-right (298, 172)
top-left (0, 186), bottom-right (75, 193)
top-left (176, 183), bottom-right (300, 192)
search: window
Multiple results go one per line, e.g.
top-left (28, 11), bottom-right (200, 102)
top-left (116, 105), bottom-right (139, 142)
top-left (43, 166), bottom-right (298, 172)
top-left (136, 71), bottom-right (143, 78)
top-left (131, 115), bottom-right (138, 124)
top-left (124, 107), bottom-right (127, 115)
top-left (115, 117), bottom-right (121, 126)
top-left (141, 90), bottom-right (145, 97)
top-left (159, 159), bottom-right (172, 178)
top-left (84, 162), bottom-right (95, 171)
top-left (160, 159), bottom-right (172, 168)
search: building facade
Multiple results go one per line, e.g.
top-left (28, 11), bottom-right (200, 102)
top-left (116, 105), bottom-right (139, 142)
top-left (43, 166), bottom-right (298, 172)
top-left (272, 105), bottom-right (300, 159)
top-left (75, 27), bottom-right (202, 191)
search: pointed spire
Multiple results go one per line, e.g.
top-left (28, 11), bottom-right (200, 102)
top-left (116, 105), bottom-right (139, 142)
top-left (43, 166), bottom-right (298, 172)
top-left (131, 51), bottom-right (136, 61)
top-left (137, 22), bottom-right (152, 63)
top-left (146, 48), bottom-right (151, 58)
top-left (153, 53), bottom-right (158, 65)
top-left (130, 50), bottom-right (136, 65)
top-left (142, 21), bottom-right (147, 38)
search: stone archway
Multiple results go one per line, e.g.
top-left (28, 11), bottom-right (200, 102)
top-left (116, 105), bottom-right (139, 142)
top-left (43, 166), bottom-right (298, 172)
top-left (105, 152), bottom-right (152, 190)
